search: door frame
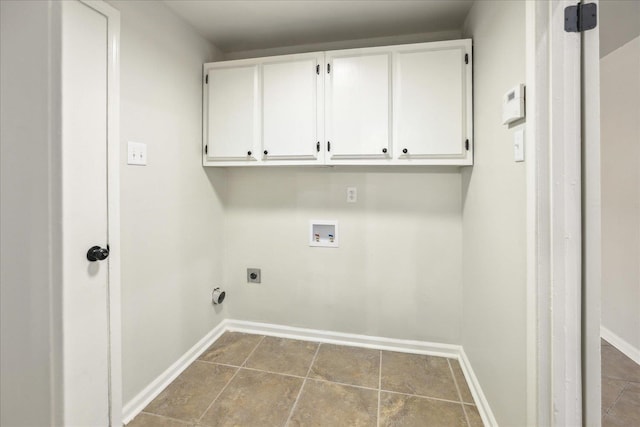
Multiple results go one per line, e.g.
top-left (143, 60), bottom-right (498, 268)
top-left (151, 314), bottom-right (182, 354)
top-left (526, 1), bottom-right (603, 425)
top-left (77, 1), bottom-right (122, 425)
top-left (526, 1), bottom-right (588, 425)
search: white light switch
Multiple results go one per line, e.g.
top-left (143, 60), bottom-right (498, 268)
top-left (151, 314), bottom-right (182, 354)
top-left (128, 141), bottom-right (147, 166)
top-left (514, 129), bottom-right (525, 162)
top-left (346, 187), bottom-right (357, 203)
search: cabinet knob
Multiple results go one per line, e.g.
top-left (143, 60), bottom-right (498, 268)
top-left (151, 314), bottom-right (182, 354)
top-left (247, 151), bottom-right (252, 156)
top-left (402, 148), bottom-right (408, 154)
top-left (382, 148), bottom-right (387, 154)
top-left (263, 150), bottom-right (268, 155)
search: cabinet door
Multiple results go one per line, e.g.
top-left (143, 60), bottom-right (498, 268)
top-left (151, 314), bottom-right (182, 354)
top-left (394, 43), bottom-right (470, 159)
top-left (261, 53), bottom-right (323, 162)
top-left (205, 64), bottom-right (259, 162)
top-left (325, 50), bottom-right (391, 162)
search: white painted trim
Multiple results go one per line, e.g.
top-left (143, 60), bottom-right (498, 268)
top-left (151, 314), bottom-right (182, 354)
top-left (601, 326), bottom-right (640, 365)
top-left (549, 1), bottom-right (584, 425)
top-left (525, 2), bottom-right (549, 425)
top-left (582, 1), bottom-right (602, 424)
top-left (121, 320), bottom-right (229, 424)
top-left (458, 349), bottom-right (498, 427)
top-left (122, 319), bottom-right (497, 426)
top-left (226, 319), bottom-right (461, 358)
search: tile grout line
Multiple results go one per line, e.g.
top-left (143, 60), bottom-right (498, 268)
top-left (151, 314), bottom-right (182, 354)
top-left (196, 335), bottom-right (266, 424)
top-left (376, 390), bottom-right (475, 406)
top-left (605, 380), bottom-right (631, 416)
top-left (199, 360), bottom-right (307, 380)
top-left (137, 411), bottom-right (192, 425)
top-left (377, 350), bottom-right (382, 427)
top-left (448, 359), bottom-right (471, 427)
top-left (284, 342), bottom-right (322, 427)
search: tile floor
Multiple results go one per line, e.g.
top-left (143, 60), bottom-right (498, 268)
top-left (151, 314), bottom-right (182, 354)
top-left (601, 339), bottom-right (640, 427)
top-left (127, 332), bottom-right (484, 427)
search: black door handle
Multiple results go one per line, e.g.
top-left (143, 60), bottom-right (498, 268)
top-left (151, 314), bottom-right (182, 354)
top-left (87, 246), bottom-right (109, 262)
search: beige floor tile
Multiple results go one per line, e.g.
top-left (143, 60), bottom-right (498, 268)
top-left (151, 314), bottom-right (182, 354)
top-left (606, 382), bottom-right (640, 426)
top-left (601, 345), bottom-right (640, 383)
top-left (381, 351), bottom-right (459, 401)
top-left (379, 392), bottom-right (467, 427)
top-left (309, 344), bottom-right (380, 388)
top-left (144, 361), bottom-right (236, 422)
top-left (198, 332), bottom-right (263, 366)
top-left (200, 369), bottom-right (302, 427)
top-left (288, 379), bottom-right (378, 427)
top-left (244, 336), bottom-right (318, 376)
top-left (602, 377), bottom-right (627, 413)
top-left (127, 412), bottom-right (192, 427)
top-left (450, 359), bottom-right (474, 404)
top-left (465, 404), bottom-right (485, 427)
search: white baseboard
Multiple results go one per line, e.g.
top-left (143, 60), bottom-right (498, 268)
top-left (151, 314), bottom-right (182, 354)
top-left (601, 325), bottom-right (640, 365)
top-left (458, 348), bottom-right (498, 427)
top-left (121, 319), bottom-right (229, 424)
top-left (226, 319), bottom-right (461, 358)
top-left (122, 319), bottom-right (497, 426)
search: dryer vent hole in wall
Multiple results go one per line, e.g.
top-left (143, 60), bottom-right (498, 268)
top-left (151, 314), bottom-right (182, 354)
top-left (212, 287), bottom-right (225, 304)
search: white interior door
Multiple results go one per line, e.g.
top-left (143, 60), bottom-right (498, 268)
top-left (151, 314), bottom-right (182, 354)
top-left (261, 53), bottom-right (323, 161)
top-left (325, 50), bottom-right (391, 160)
top-left (62, 1), bottom-right (112, 424)
top-left (206, 64), bottom-right (259, 161)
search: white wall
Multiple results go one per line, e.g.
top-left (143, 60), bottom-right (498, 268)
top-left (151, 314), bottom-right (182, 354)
top-left (600, 36), bottom-right (640, 353)
top-left (225, 167), bottom-right (462, 342)
top-left (0, 1), bottom-right (63, 425)
top-left (600, 0), bottom-right (640, 58)
top-left (105, 0), bottom-right (228, 404)
top-left (461, 1), bottom-right (527, 426)
top-left (224, 30), bottom-right (461, 60)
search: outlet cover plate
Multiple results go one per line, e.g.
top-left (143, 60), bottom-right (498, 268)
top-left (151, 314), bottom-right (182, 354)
top-left (247, 268), bottom-right (261, 283)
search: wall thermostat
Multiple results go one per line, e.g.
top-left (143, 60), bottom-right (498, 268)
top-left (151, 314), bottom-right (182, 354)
top-left (502, 84), bottom-right (525, 125)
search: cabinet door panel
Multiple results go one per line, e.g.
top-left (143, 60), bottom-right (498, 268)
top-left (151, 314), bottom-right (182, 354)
top-left (262, 54), bottom-right (321, 161)
top-left (395, 47), bottom-right (466, 158)
top-left (206, 65), bottom-right (259, 161)
top-left (326, 52), bottom-right (391, 160)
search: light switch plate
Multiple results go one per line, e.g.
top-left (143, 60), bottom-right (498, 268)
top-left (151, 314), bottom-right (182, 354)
top-left (128, 141), bottom-right (147, 166)
top-left (514, 129), bottom-right (525, 162)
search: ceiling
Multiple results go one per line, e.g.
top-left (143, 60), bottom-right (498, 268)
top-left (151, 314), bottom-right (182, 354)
top-left (164, 1), bottom-right (474, 53)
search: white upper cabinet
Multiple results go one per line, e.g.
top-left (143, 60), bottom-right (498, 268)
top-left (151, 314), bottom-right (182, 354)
top-left (204, 63), bottom-right (259, 162)
top-left (203, 39), bottom-right (472, 167)
top-left (325, 49), bottom-right (391, 162)
top-left (394, 41), bottom-right (472, 162)
top-left (261, 53), bottom-right (324, 163)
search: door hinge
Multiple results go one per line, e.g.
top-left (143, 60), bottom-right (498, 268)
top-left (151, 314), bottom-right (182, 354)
top-left (205, 145), bottom-right (208, 155)
top-left (465, 139), bottom-right (470, 151)
top-left (465, 53), bottom-right (469, 64)
top-left (327, 63), bottom-right (331, 74)
top-left (316, 64), bottom-right (320, 75)
top-left (565, 2), bottom-right (597, 32)
top-left (316, 141), bottom-right (320, 152)
top-left (205, 74), bottom-right (208, 84)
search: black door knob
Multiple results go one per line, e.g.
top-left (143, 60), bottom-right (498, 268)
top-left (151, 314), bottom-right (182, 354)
top-left (247, 151), bottom-right (252, 156)
top-left (402, 148), bottom-right (408, 154)
top-left (382, 148), bottom-right (387, 154)
top-left (87, 246), bottom-right (109, 262)
top-left (263, 150), bottom-right (268, 155)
